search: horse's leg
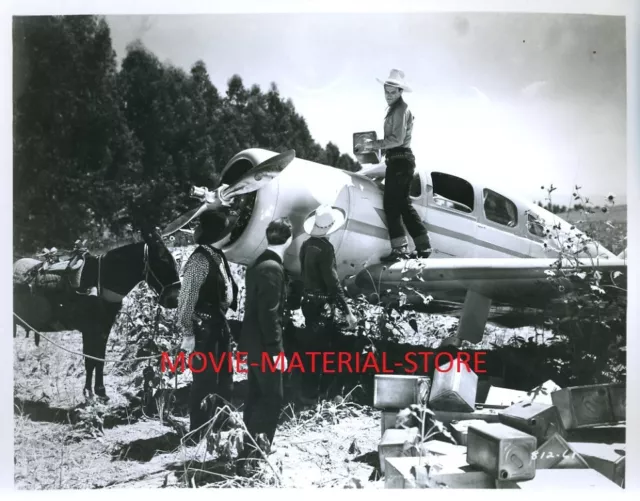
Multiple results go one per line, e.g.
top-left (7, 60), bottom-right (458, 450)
top-left (93, 303), bottom-right (120, 400)
top-left (93, 322), bottom-right (110, 400)
top-left (81, 326), bottom-right (97, 398)
top-left (77, 297), bottom-right (99, 398)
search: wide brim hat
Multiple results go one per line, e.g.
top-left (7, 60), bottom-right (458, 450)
top-left (376, 68), bottom-right (412, 92)
top-left (303, 205), bottom-right (346, 237)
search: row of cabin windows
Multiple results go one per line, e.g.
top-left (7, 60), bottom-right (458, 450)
top-left (408, 171), bottom-right (546, 237)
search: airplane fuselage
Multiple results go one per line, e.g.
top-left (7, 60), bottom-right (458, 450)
top-left (183, 147), bottom-right (625, 339)
top-left (218, 148), bottom-right (616, 282)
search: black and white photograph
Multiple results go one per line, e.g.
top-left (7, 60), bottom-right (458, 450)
top-left (4, 0), bottom-right (638, 492)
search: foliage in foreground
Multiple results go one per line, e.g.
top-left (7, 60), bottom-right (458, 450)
top-left (527, 186), bottom-right (626, 385)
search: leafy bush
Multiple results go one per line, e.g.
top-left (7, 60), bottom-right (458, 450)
top-left (514, 185), bottom-right (627, 385)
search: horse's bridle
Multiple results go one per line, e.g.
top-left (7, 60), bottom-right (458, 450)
top-left (142, 244), bottom-right (180, 300)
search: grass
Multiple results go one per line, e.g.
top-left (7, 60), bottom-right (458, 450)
top-left (557, 204), bottom-right (627, 255)
top-left (13, 324), bottom-right (385, 489)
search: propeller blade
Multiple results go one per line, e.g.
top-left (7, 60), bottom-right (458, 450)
top-left (162, 150), bottom-right (295, 238)
top-left (161, 204), bottom-right (209, 237)
top-left (221, 149), bottom-right (295, 199)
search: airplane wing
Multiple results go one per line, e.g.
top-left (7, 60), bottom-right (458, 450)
top-left (344, 256), bottom-right (627, 344)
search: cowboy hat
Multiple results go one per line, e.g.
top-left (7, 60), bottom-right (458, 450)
top-left (376, 69), bottom-right (412, 92)
top-left (303, 204), bottom-right (346, 237)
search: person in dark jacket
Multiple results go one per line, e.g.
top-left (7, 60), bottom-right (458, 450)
top-left (356, 69), bottom-right (432, 263)
top-left (177, 210), bottom-right (238, 442)
top-left (298, 204), bottom-right (357, 403)
top-left (237, 217), bottom-right (293, 470)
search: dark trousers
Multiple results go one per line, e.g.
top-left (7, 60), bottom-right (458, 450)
top-left (383, 155), bottom-right (430, 250)
top-left (299, 296), bottom-right (339, 398)
top-left (242, 363), bottom-right (283, 450)
top-left (189, 317), bottom-right (233, 435)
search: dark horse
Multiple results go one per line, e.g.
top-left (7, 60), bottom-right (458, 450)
top-left (13, 225), bottom-right (181, 399)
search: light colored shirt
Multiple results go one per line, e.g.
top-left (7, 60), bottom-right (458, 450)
top-left (176, 245), bottom-right (233, 337)
top-left (370, 99), bottom-right (413, 151)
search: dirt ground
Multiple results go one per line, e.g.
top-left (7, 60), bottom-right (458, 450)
top-left (13, 326), bottom-right (391, 489)
top-left (13, 288), bottom-right (560, 491)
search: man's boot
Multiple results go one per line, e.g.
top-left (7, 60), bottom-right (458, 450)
top-left (380, 245), bottom-right (411, 263)
top-left (412, 234), bottom-right (432, 259)
top-left (414, 248), bottom-right (432, 259)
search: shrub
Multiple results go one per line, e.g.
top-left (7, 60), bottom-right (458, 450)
top-left (516, 186), bottom-right (627, 385)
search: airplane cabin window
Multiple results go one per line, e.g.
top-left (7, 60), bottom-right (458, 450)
top-left (483, 188), bottom-right (518, 227)
top-left (431, 172), bottom-right (474, 213)
top-left (527, 213), bottom-right (546, 237)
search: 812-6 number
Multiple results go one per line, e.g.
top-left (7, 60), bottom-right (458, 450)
top-left (532, 450), bottom-right (576, 460)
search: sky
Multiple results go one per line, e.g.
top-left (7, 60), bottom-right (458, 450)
top-left (105, 12), bottom-right (628, 206)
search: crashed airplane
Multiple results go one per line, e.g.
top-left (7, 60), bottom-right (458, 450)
top-left (163, 133), bottom-right (627, 347)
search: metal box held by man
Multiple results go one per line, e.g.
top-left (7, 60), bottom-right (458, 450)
top-left (373, 375), bottom-right (431, 410)
top-left (428, 361), bottom-right (478, 412)
top-left (466, 422), bottom-right (536, 482)
top-left (498, 401), bottom-right (566, 443)
top-left (551, 384), bottom-right (618, 429)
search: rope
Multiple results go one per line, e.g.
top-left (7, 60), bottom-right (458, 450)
top-left (13, 312), bottom-right (165, 365)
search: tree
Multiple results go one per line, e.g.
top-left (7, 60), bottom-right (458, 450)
top-left (14, 27), bottom-right (361, 255)
top-left (13, 15), bottom-right (132, 254)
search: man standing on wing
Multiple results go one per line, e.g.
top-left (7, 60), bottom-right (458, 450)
top-left (356, 69), bottom-right (432, 262)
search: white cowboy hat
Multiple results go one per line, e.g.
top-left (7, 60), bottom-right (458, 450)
top-left (376, 69), bottom-right (412, 92)
top-left (303, 204), bottom-right (346, 237)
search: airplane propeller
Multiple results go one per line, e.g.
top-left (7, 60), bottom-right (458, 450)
top-left (161, 149), bottom-right (295, 237)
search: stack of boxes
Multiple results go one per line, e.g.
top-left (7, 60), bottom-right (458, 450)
top-left (375, 367), bottom-right (626, 490)
top-left (374, 374), bottom-right (430, 474)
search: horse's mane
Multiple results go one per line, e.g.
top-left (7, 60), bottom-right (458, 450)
top-left (99, 240), bottom-right (145, 265)
top-left (95, 239), bottom-right (142, 255)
